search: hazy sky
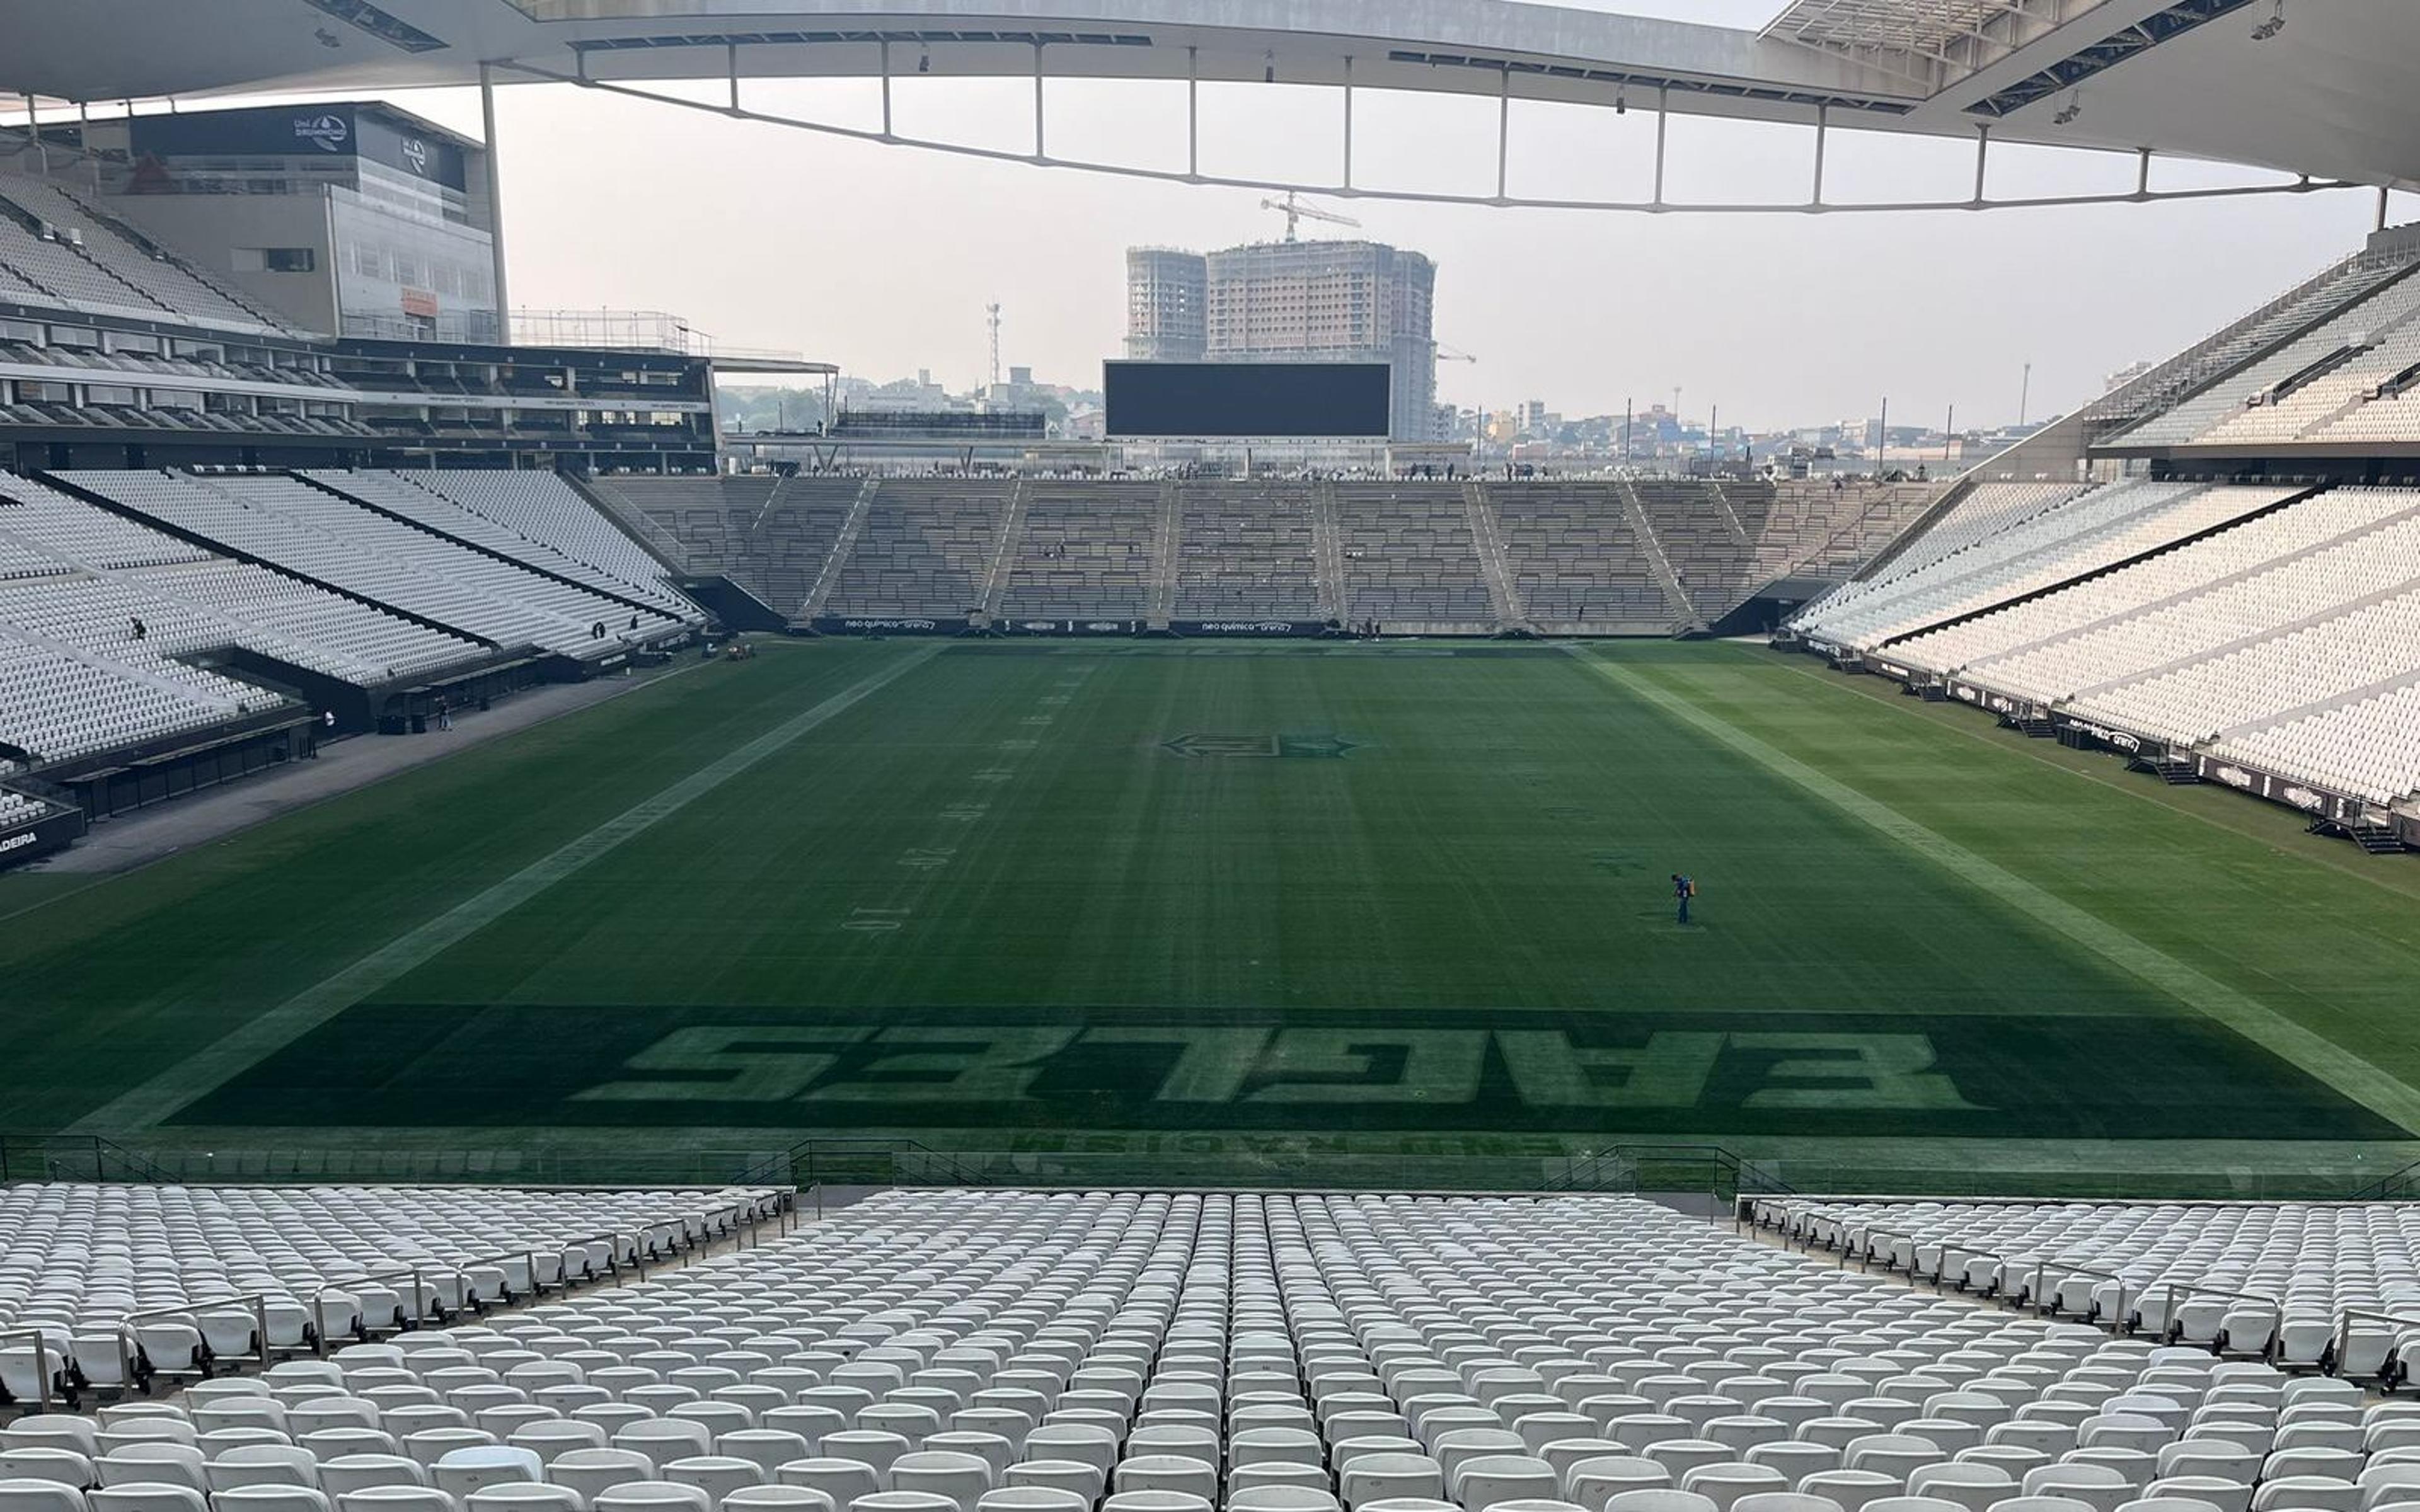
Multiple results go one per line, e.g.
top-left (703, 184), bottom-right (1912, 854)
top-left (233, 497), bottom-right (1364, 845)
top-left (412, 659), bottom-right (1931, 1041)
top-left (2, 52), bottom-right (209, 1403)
top-left (358, 0), bottom-right (2410, 431)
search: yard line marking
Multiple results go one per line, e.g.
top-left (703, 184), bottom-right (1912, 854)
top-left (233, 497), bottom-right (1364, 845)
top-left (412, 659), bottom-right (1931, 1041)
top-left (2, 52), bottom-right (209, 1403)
top-left (1565, 644), bottom-right (2420, 1137)
top-left (71, 643), bottom-right (948, 1134)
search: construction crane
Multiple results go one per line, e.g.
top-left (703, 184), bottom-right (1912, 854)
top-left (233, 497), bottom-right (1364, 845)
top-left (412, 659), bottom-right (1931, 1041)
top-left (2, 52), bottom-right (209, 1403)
top-left (1260, 190), bottom-right (1362, 243)
top-left (1435, 342), bottom-right (1479, 365)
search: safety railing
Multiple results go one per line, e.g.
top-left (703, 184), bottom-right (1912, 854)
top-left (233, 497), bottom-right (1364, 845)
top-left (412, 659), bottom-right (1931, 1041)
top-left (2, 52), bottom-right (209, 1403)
top-left (0, 1133), bottom-right (182, 1184)
top-left (737, 1138), bottom-right (994, 1192)
top-left (1845, 1223), bottom-right (1922, 1274)
top-left (303, 1194), bottom-right (788, 1349)
top-left (2332, 1308), bottom-right (2420, 1387)
top-left (2017, 1259), bottom-right (2133, 1327)
top-left (1545, 1143), bottom-right (1792, 1206)
top-left (1747, 1197), bottom-right (2319, 1353)
top-left (2148, 1280), bottom-right (2283, 1351)
top-left (1, 1327), bottom-right (61, 1412)
top-left (123, 1293), bottom-right (272, 1383)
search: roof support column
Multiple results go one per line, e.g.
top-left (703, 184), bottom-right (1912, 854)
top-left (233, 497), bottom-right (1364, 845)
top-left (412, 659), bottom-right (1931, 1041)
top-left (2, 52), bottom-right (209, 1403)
top-left (2136, 146), bottom-right (2152, 198)
top-left (2381, 186), bottom-right (2393, 233)
top-left (726, 42), bottom-right (740, 114)
top-left (1186, 47), bottom-right (1199, 180)
top-left (1972, 123), bottom-right (1991, 206)
top-left (20, 94), bottom-right (47, 176)
top-left (80, 100), bottom-right (100, 193)
top-left (1495, 67), bottom-right (1511, 203)
top-left (1342, 56), bottom-right (1354, 192)
top-left (480, 64), bottom-right (512, 345)
top-left (880, 40), bottom-right (893, 139)
top-left (1652, 86), bottom-right (1669, 209)
top-left (1811, 105), bottom-right (1828, 208)
top-left (1033, 42), bottom-right (1047, 163)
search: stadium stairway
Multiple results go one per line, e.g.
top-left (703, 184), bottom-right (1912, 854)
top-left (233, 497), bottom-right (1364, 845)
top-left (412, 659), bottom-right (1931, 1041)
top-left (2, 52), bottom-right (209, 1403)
top-left (1310, 479), bottom-right (1347, 623)
top-left (1459, 481), bottom-right (1527, 633)
top-left (976, 482), bottom-right (1034, 629)
top-left (572, 481), bottom-right (701, 583)
top-left (1705, 479), bottom-right (1755, 554)
top-left (1613, 479), bottom-right (1705, 634)
top-left (1146, 479), bottom-right (1184, 632)
top-left (794, 481), bottom-right (880, 628)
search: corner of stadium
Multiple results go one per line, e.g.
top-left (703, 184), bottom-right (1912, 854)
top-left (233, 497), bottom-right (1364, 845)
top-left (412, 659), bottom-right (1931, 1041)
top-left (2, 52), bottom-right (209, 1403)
top-left (1, 0), bottom-right (2419, 1460)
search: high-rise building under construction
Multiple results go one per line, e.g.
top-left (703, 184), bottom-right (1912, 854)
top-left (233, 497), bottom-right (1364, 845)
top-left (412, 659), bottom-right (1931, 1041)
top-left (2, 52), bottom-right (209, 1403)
top-left (1126, 239), bottom-right (1437, 440)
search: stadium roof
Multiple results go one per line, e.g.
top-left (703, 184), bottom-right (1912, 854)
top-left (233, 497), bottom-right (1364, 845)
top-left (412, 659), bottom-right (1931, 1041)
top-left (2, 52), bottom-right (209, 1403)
top-left (1760, 0), bottom-right (2070, 89)
top-left (5, 0), bottom-right (2419, 194)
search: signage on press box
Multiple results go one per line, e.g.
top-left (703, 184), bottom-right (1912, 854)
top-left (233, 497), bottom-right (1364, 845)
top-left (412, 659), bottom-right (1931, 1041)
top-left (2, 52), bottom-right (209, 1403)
top-left (295, 113), bottom-right (351, 152)
top-left (401, 136), bottom-right (430, 175)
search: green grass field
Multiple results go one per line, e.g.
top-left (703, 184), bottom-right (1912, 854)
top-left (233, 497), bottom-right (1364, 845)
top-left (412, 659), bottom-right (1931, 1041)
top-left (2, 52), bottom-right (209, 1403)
top-left (6, 638), bottom-right (2420, 1195)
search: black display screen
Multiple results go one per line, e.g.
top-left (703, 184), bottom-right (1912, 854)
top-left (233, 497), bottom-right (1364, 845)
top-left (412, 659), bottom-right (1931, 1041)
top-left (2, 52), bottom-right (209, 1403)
top-left (1105, 362), bottom-right (1392, 438)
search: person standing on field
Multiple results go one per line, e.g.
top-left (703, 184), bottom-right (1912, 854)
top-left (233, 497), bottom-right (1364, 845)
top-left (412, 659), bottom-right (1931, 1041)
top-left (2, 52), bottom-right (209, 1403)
top-left (1672, 873), bottom-right (1696, 925)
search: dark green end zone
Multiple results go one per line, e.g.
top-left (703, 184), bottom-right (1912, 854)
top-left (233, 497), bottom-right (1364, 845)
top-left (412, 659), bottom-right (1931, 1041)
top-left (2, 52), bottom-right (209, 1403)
top-left (180, 1003), bottom-right (2395, 1141)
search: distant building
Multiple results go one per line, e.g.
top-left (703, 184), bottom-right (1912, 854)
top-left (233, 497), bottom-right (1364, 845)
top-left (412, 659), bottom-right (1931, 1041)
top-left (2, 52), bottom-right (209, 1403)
top-left (1124, 238), bottom-right (1438, 441)
top-left (1126, 249), bottom-right (1208, 362)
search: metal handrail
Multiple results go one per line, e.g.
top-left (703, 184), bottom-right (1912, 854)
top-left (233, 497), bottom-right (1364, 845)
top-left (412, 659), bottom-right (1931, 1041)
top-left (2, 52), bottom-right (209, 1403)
top-left (311, 1266), bottom-right (432, 1354)
top-left (2329, 1307), bottom-right (2420, 1383)
top-left (1932, 1240), bottom-right (2011, 1292)
top-left (2351, 1157), bottom-right (2420, 1203)
top-left (740, 1139), bottom-right (993, 1192)
top-left (1, 1326), bottom-right (58, 1412)
top-left (2022, 1259), bottom-right (2134, 1327)
top-left (2152, 1280), bottom-right (2283, 1346)
top-left (125, 1292), bottom-right (272, 1380)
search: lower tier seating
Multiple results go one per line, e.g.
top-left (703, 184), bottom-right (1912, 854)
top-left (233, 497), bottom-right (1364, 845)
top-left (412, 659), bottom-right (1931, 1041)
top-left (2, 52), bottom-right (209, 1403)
top-left (8, 1188), bottom-right (2400, 1512)
top-left (1756, 1196), bottom-right (2420, 1374)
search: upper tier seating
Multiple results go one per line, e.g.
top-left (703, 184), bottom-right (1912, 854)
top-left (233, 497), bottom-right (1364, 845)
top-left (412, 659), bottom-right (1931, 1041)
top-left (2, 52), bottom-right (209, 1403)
top-left (999, 483), bottom-right (1161, 622)
top-left (2114, 268), bottom-right (2420, 449)
top-left (0, 173), bottom-right (280, 329)
top-left (2082, 247), bottom-right (2420, 437)
top-left (0, 1185), bottom-right (779, 1394)
top-left (1757, 1197), bottom-right (2420, 1372)
top-left (1334, 484), bottom-right (1492, 627)
top-left (4, 1188), bottom-right (2395, 1512)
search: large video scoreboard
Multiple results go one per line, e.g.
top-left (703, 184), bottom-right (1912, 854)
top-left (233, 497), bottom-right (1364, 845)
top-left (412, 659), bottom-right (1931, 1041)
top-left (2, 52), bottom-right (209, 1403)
top-left (1105, 362), bottom-right (1392, 439)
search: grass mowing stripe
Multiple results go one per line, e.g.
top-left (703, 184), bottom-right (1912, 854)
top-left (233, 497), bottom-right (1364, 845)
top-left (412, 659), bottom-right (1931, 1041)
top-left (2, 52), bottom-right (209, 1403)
top-left (1565, 643), bottom-right (2420, 1137)
top-left (68, 642), bottom-right (947, 1135)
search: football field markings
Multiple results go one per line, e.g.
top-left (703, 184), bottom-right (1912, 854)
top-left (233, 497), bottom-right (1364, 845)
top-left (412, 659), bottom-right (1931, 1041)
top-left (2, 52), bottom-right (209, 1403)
top-left (850, 660), bottom-right (1097, 934)
top-left (71, 641), bottom-right (949, 1134)
top-left (1567, 644), bottom-right (2420, 1137)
